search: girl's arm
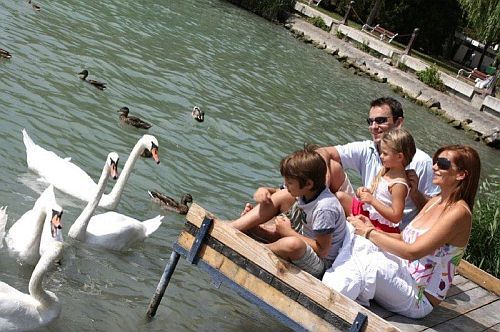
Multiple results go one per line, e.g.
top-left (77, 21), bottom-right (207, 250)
top-left (350, 203), bottom-right (471, 260)
top-left (359, 182), bottom-right (408, 223)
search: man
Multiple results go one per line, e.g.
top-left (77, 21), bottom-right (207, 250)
top-left (318, 97), bottom-right (439, 228)
top-left (233, 97), bottom-right (438, 231)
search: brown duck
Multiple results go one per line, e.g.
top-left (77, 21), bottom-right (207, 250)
top-left (28, 0), bottom-right (40, 11)
top-left (0, 48), bottom-right (12, 59)
top-left (119, 107), bottom-right (152, 129)
top-left (192, 106), bottom-right (204, 122)
top-left (148, 192), bottom-right (193, 215)
top-left (78, 70), bottom-right (106, 90)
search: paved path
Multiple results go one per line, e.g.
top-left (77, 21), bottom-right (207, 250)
top-left (285, 15), bottom-right (500, 148)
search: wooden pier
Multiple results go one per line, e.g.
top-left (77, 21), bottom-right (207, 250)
top-left (147, 203), bottom-right (500, 331)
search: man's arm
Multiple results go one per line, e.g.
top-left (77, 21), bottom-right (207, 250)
top-left (317, 146), bottom-right (346, 193)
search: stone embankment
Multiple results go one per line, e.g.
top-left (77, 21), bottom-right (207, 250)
top-left (285, 8), bottom-right (500, 149)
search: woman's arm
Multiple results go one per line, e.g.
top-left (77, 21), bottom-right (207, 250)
top-left (349, 202), bottom-right (471, 260)
top-left (358, 183), bottom-right (408, 223)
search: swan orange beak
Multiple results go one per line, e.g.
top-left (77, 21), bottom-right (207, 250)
top-left (111, 162), bottom-right (119, 180)
top-left (151, 147), bottom-right (160, 164)
top-left (50, 211), bottom-right (63, 239)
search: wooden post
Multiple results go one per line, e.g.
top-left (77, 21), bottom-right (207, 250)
top-left (146, 250), bottom-right (181, 318)
top-left (404, 28), bottom-right (419, 55)
top-left (340, 1), bottom-right (355, 26)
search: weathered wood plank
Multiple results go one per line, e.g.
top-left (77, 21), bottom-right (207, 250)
top-left (457, 260), bottom-right (500, 296)
top-left (185, 203), bottom-right (400, 332)
top-left (386, 286), bottom-right (499, 331)
top-left (446, 280), bottom-right (479, 297)
top-left (424, 299), bottom-right (500, 331)
top-left (484, 322), bottom-right (500, 331)
top-left (177, 231), bottom-right (342, 332)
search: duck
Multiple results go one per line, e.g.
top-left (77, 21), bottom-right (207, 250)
top-left (0, 241), bottom-right (63, 332)
top-left (22, 129), bottom-right (160, 210)
top-left (2, 185), bottom-right (64, 265)
top-left (28, 0), bottom-right (40, 11)
top-left (78, 69), bottom-right (106, 90)
top-left (148, 191), bottom-right (193, 215)
top-left (0, 48), bottom-right (12, 59)
top-left (192, 106), bottom-right (204, 122)
top-left (118, 107), bottom-right (152, 129)
top-left (68, 152), bottom-right (164, 251)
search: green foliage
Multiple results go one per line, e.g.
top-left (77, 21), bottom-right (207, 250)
top-left (416, 64), bottom-right (446, 91)
top-left (336, 29), bottom-right (345, 39)
top-left (465, 179), bottom-right (500, 278)
top-left (457, 0), bottom-right (500, 44)
top-left (360, 40), bottom-right (371, 52)
top-left (307, 16), bottom-right (329, 31)
top-left (397, 61), bottom-right (409, 71)
top-left (228, 0), bottom-right (295, 21)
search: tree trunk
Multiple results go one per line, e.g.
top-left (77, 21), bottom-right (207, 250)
top-left (478, 41), bottom-right (491, 70)
top-left (366, 0), bottom-right (383, 26)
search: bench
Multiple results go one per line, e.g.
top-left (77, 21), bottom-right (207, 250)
top-left (362, 24), bottom-right (398, 43)
top-left (457, 67), bottom-right (489, 82)
top-left (308, 0), bottom-right (322, 6)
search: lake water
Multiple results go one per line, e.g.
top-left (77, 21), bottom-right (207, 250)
top-left (0, 0), bottom-right (499, 331)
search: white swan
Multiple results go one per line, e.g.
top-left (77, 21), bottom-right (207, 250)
top-left (0, 241), bottom-right (63, 332)
top-left (22, 129), bottom-right (160, 210)
top-left (68, 152), bottom-right (163, 251)
top-left (0, 206), bottom-right (7, 249)
top-left (3, 185), bottom-right (63, 265)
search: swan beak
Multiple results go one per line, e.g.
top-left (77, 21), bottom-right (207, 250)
top-left (50, 212), bottom-right (63, 239)
top-left (151, 147), bottom-right (160, 164)
top-left (111, 163), bottom-right (119, 180)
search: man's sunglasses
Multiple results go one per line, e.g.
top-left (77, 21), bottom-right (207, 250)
top-left (433, 157), bottom-right (452, 170)
top-left (366, 116), bottom-right (391, 125)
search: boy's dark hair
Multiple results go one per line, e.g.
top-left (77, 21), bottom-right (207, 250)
top-left (370, 97), bottom-right (404, 119)
top-left (280, 144), bottom-right (326, 192)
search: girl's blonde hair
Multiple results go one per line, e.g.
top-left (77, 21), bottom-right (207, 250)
top-left (370, 128), bottom-right (416, 193)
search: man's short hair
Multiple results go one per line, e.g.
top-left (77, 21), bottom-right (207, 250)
top-left (370, 97), bottom-right (404, 119)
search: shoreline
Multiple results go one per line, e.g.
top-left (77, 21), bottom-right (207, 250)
top-left (283, 13), bottom-right (500, 149)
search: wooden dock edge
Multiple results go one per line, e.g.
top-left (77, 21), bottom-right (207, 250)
top-left (457, 260), bottom-right (500, 296)
top-left (184, 203), bottom-right (400, 332)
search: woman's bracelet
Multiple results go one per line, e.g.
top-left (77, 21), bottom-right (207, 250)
top-left (365, 227), bottom-right (376, 240)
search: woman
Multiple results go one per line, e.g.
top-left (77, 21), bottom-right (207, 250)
top-left (322, 145), bottom-right (481, 319)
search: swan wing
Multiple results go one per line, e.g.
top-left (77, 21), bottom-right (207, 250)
top-left (84, 212), bottom-right (160, 250)
top-left (0, 283), bottom-right (39, 332)
top-left (5, 209), bottom-right (41, 264)
top-left (23, 129), bottom-right (98, 201)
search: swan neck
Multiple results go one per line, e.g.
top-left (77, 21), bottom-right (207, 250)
top-left (29, 251), bottom-right (56, 307)
top-left (69, 164), bottom-right (110, 240)
top-left (106, 139), bottom-right (144, 202)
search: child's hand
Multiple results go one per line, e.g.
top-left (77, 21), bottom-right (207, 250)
top-left (254, 187), bottom-right (273, 205)
top-left (405, 170), bottom-right (419, 194)
top-left (274, 215), bottom-right (293, 237)
top-left (357, 187), bottom-right (373, 204)
top-left (356, 186), bottom-right (370, 198)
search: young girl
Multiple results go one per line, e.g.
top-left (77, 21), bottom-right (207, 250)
top-left (337, 128), bottom-right (416, 233)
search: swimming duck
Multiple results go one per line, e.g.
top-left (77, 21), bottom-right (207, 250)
top-left (0, 48), bottom-right (12, 59)
top-left (192, 106), bottom-right (204, 122)
top-left (119, 107), bottom-right (152, 129)
top-left (28, 0), bottom-right (40, 11)
top-left (78, 69), bottom-right (106, 90)
top-left (148, 191), bottom-right (193, 215)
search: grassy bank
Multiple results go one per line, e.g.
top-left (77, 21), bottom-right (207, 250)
top-left (467, 178), bottom-right (500, 278)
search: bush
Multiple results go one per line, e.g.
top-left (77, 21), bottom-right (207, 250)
top-left (416, 64), bottom-right (446, 92)
top-left (359, 40), bottom-right (370, 53)
top-left (307, 16), bottom-right (329, 31)
top-left (336, 30), bottom-right (345, 39)
top-left (229, 0), bottom-right (295, 21)
top-left (465, 179), bottom-right (500, 278)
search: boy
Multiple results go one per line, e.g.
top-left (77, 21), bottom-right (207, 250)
top-left (231, 145), bottom-right (346, 278)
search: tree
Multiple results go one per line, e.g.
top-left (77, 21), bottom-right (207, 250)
top-left (457, 0), bottom-right (500, 68)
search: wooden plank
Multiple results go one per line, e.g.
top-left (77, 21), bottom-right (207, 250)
top-left (457, 260), bottom-right (500, 296)
top-left (446, 280), bottom-right (479, 297)
top-left (185, 203), bottom-right (400, 332)
top-left (386, 286), bottom-right (499, 331)
top-left (485, 323), bottom-right (500, 331)
top-left (177, 231), bottom-right (342, 332)
top-left (424, 299), bottom-right (500, 331)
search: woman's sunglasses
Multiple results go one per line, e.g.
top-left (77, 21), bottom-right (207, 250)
top-left (433, 157), bottom-right (452, 170)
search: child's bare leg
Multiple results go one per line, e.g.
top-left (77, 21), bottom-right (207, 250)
top-left (265, 236), bottom-right (306, 261)
top-left (230, 189), bottom-right (295, 232)
top-left (336, 191), bottom-right (353, 217)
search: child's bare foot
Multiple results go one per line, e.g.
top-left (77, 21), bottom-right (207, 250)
top-left (240, 202), bottom-right (254, 216)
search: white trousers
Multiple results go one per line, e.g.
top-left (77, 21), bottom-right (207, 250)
top-left (322, 225), bottom-right (433, 319)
